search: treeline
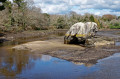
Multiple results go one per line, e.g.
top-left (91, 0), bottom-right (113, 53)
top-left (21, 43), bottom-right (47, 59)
top-left (0, 0), bottom-right (120, 32)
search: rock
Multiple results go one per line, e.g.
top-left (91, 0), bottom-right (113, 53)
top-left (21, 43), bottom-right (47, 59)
top-left (95, 40), bottom-right (114, 46)
top-left (12, 45), bottom-right (30, 50)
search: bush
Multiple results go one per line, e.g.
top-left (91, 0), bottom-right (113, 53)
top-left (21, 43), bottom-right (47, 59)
top-left (109, 25), bottom-right (120, 29)
top-left (114, 23), bottom-right (119, 26)
top-left (56, 17), bottom-right (66, 29)
top-left (33, 26), bottom-right (48, 30)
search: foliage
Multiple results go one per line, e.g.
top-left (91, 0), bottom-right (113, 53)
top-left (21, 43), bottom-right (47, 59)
top-left (118, 16), bottom-right (120, 19)
top-left (0, 0), bottom-right (6, 11)
top-left (109, 25), bottom-right (120, 29)
top-left (56, 17), bottom-right (66, 29)
top-left (102, 14), bottom-right (116, 21)
top-left (0, 5), bottom-right (5, 11)
top-left (0, 0), bottom-right (120, 33)
top-left (89, 15), bottom-right (95, 22)
top-left (43, 13), bottom-right (50, 27)
top-left (94, 18), bottom-right (100, 28)
top-left (0, 0), bottom-right (7, 2)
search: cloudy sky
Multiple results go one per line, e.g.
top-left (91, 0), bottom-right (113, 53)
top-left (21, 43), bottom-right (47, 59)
top-left (32, 0), bottom-right (120, 16)
top-left (9, 0), bottom-right (120, 16)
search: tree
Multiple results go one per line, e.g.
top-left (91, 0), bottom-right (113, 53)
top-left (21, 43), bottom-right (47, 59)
top-left (94, 18), bottom-right (100, 28)
top-left (0, 0), bottom-right (7, 2)
top-left (89, 15), bottom-right (95, 22)
top-left (68, 11), bottom-right (78, 26)
top-left (13, 0), bottom-right (27, 30)
top-left (0, 5), bottom-right (5, 11)
top-left (13, 0), bottom-right (26, 8)
top-left (117, 16), bottom-right (120, 20)
top-left (102, 14), bottom-right (116, 21)
top-left (69, 11), bottom-right (77, 19)
top-left (0, 0), bottom-right (6, 11)
top-left (83, 16), bottom-right (89, 22)
top-left (43, 13), bottom-right (50, 27)
top-left (4, 1), bottom-right (14, 26)
top-left (56, 17), bottom-right (66, 29)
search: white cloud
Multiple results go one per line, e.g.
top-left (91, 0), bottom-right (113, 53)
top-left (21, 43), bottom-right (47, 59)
top-left (10, 0), bottom-right (120, 16)
top-left (40, 3), bottom-right (70, 14)
top-left (95, 12), bottom-right (101, 15)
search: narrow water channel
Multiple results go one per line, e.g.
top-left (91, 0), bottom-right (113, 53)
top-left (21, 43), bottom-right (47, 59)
top-left (0, 37), bottom-right (120, 79)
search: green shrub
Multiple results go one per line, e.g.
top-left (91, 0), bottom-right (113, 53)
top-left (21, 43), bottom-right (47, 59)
top-left (109, 25), bottom-right (120, 29)
top-left (114, 23), bottom-right (119, 26)
top-left (56, 17), bottom-right (66, 29)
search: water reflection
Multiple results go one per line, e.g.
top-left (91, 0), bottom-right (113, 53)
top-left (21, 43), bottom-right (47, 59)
top-left (1, 46), bottom-right (120, 79)
top-left (0, 48), bottom-right (34, 76)
top-left (72, 62), bottom-right (95, 67)
top-left (0, 47), bottom-right (99, 79)
top-left (0, 51), bottom-right (53, 77)
top-left (41, 55), bottom-right (52, 61)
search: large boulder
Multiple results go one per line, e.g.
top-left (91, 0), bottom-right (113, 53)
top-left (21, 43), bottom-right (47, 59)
top-left (64, 22), bottom-right (98, 44)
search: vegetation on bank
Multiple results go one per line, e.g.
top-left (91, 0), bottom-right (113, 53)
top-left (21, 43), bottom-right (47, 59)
top-left (109, 25), bottom-right (120, 29)
top-left (0, 0), bottom-right (120, 33)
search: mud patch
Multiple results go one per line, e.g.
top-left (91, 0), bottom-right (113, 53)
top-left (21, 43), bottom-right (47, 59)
top-left (45, 45), bottom-right (120, 63)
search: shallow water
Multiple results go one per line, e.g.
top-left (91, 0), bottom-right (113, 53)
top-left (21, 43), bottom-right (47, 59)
top-left (115, 41), bottom-right (120, 46)
top-left (0, 45), bottom-right (120, 79)
top-left (0, 32), bottom-right (120, 79)
top-left (0, 47), bottom-right (98, 79)
top-left (0, 35), bottom-right (96, 79)
top-left (80, 53), bottom-right (120, 79)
